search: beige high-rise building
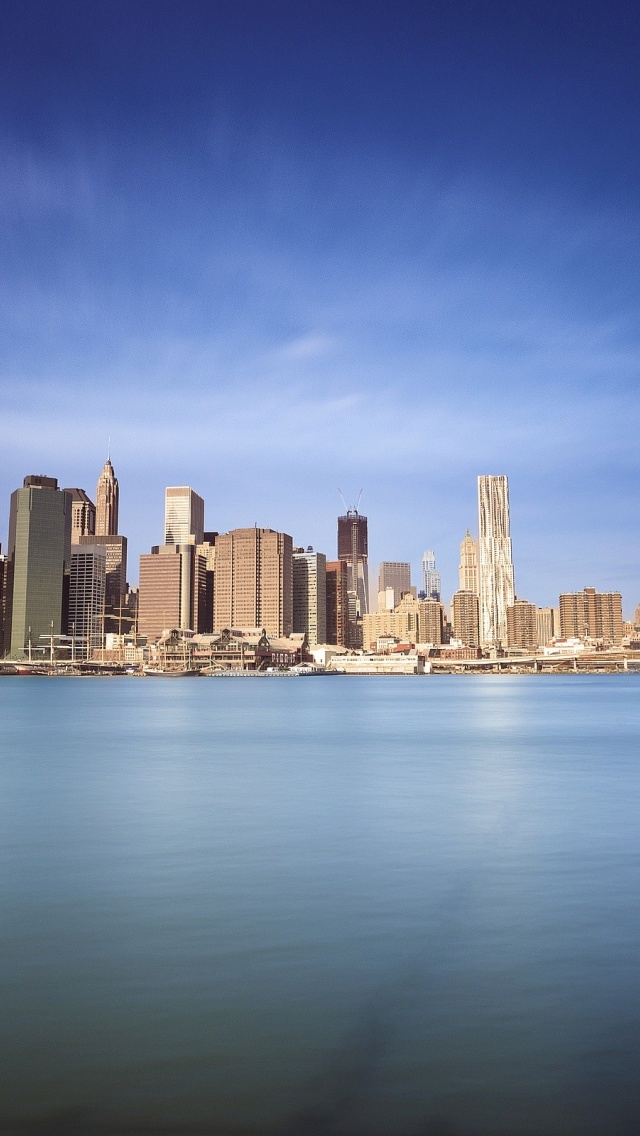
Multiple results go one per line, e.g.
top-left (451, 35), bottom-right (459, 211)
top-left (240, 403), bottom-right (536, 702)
top-left (559, 588), bottom-right (623, 645)
top-left (96, 457), bottom-right (119, 537)
top-left (165, 487), bottom-right (205, 546)
top-left (293, 548), bottom-right (326, 646)
top-left (362, 594), bottom-right (444, 650)
top-left (451, 590), bottom-right (480, 647)
top-left (64, 489), bottom-right (96, 543)
top-left (214, 527), bottom-right (292, 638)
top-left (507, 599), bottom-right (537, 650)
top-left (362, 594), bottom-right (420, 650)
top-left (478, 475), bottom-right (515, 648)
top-left (634, 603), bottom-right (640, 630)
top-left (459, 530), bottom-right (479, 595)
top-left (536, 606), bottom-right (559, 647)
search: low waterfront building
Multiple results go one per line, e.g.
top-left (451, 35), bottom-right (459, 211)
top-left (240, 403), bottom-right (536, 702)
top-left (327, 652), bottom-right (425, 674)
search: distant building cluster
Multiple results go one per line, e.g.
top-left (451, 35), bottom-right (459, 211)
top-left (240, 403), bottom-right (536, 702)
top-left (0, 464), bottom-right (635, 671)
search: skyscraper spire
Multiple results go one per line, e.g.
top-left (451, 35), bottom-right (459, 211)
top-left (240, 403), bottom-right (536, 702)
top-left (96, 455), bottom-right (119, 536)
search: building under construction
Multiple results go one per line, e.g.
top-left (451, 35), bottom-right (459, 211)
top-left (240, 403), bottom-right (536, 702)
top-left (337, 499), bottom-right (369, 647)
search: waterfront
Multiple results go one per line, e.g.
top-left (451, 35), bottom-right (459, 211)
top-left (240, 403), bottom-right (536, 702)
top-left (1, 676), bottom-right (640, 1135)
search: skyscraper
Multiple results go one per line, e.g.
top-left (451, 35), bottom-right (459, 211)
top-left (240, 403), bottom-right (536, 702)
top-left (69, 546), bottom-right (106, 655)
top-left (559, 588), bottom-right (623, 645)
top-left (165, 487), bottom-right (205, 545)
top-left (293, 548), bottom-right (327, 646)
top-left (79, 534), bottom-right (127, 619)
top-left (377, 562), bottom-right (411, 610)
top-left (458, 531), bottom-right (479, 594)
top-left (337, 507), bottom-right (369, 645)
top-left (507, 599), bottom-right (537, 650)
top-left (4, 476), bottom-right (72, 658)
top-left (214, 527), bottom-right (293, 638)
top-left (451, 590), bottom-right (480, 647)
top-left (64, 488), bottom-right (96, 543)
top-left (325, 560), bottom-right (349, 646)
top-left (421, 551), bottom-right (441, 601)
top-left (418, 598), bottom-right (444, 645)
top-left (478, 475), bottom-right (515, 647)
top-left (536, 606), bottom-right (559, 647)
top-left (138, 543), bottom-right (207, 642)
top-left (96, 457), bottom-right (119, 536)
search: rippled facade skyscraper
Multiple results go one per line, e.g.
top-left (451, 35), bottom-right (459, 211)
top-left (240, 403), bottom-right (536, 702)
top-left (478, 475), bottom-right (515, 648)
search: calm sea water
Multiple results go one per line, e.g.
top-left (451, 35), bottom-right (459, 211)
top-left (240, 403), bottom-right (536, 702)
top-left (1, 674), bottom-right (640, 1136)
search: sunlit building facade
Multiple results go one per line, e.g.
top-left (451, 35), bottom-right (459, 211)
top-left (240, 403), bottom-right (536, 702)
top-left (326, 560), bottom-right (349, 646)
top-left (64, 488), bottom-right (96, 543)
top-left (536, 606), bottom-right (559, 647)
top-left (506, 599), bottom-right (537, 651)
top-left (478, 475), bottom-right (515, 648)
top-left (293, 548), bottom-right (326, 646)
top-left (165, 486), bottom-right (205, 546)
top-left (96, 457), bottom-right (119, 537)
top-left (451, 590), bottom-right (480, 647)
top-left (559, 588), bottom-right (623, 645)
top-left (214, 527), bottom-right (293, 638)
top-left (458, 530), bottom-right (479, 595)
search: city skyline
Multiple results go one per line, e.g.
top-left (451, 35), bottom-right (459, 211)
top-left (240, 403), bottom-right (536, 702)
top-left (1, 456), bottom-right (638, 626)
top-left (2, 4), bottom-right (640, 606)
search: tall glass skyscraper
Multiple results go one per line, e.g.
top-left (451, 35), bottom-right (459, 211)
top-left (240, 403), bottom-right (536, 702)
top-left (5, 476), bottom-right (72, 658)
top-left (478, 475), bottom-right (515, 647)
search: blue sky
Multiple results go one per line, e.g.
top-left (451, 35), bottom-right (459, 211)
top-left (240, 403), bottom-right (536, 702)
top-left (2, 0), bottom-right (640, 609)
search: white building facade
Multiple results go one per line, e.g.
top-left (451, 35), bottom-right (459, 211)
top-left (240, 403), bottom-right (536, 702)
top-left (293, 548), bottom-right (327, 646)
top-left (164, 486), bottom-right (205, 545)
